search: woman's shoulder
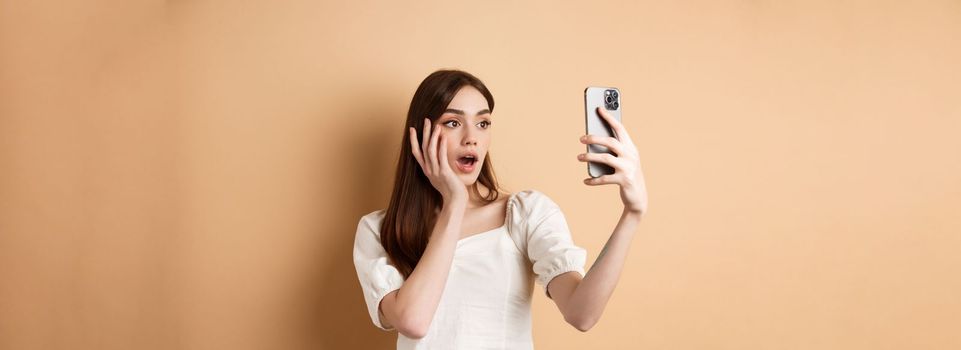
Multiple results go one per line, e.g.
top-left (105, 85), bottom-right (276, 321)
top-left (508, 189), bottom-right (558, 209)
top-left (505, 189), bottom-right (563, 225)
top-left (359, 209), bottom-right (386, 222)
top-left (503, 189), bottom-right (567, 252)
top-left (355, 209), bottom-right (386, 238)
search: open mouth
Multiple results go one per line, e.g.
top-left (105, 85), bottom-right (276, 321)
top-left (457, 155), bottom-right (477, 166)
top-left (455, 155), bottom-right (477, 172)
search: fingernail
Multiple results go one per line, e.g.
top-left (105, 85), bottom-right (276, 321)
top-left (580, 135), bottom-right (587, 141)
top-left (577, 154), bottom-right (584, 159)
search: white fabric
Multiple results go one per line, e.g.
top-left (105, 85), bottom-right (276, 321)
top-left (352, 190), bottom-right (587, 350)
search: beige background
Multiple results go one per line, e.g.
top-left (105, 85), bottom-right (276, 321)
top-left (2, 0), bottom-right (960, 349)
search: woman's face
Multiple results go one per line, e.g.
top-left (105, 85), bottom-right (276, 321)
top-left (437, 85), bottom-right (492, 186)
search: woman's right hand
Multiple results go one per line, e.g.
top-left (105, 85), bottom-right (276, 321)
top-left (410, 118), bottom-right (468, 207)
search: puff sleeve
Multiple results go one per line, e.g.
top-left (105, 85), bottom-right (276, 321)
top-left (352, 210), bottom-right (405, 331)
top-left (507, 190), bottom-right (587, 298)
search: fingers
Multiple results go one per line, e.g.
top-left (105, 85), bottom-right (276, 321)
top-left (427, 120), bottom-right (442, 174)
top-left (409, 127), bottom-right (426, 170)
top-left (597, 107), bottom-right (633, 145)
top-left (583, 175), bottom-right (617, 186)
top-left (577, 152), bottom-right (624, 171)
top-left (579, 134), bottom-right (624, 156)
top-left (421, 118), bottom-right (432, 167)
top-left (438, 133), bottom-right (453, 173)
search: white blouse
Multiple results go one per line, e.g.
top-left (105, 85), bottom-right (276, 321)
top-left (352, 190), bottom-right (587, 350)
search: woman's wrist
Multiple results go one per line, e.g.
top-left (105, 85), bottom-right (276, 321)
top-left (619, 180), bottom-right (647, 216)
top-left (441, 194), bottom-right (467, 214)
top-left (621, 207), bottom-right (644, 220)
top-left (444, 191), bottom-right (467, 205)
top-left (429, 199), bottom-right (465, 241)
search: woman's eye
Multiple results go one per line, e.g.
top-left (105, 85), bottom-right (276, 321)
top-left (478, 120), bottom-right (491, 129)
top-left (443, 120), bottom-right (460, 128)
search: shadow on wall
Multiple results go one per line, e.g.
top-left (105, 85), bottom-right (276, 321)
top-left (296, 88), bottom-right (404, 349)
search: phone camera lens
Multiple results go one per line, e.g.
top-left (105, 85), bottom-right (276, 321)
top-left (611, 91), bottom-right (619, 99)
top-left (605, 96), bottom-right (614, 103)
top-left (613, 101), bottom-right (619, 109)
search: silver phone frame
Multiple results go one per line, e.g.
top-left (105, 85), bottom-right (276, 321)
top-left (584, 86), bottom-right (622, 178)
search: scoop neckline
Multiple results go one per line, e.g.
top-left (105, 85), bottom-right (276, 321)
top-left (455, 192), bottom-right (516, 245)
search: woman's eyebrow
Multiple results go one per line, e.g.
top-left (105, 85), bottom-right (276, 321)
top-left (444, 108), bottom-right (491, 116)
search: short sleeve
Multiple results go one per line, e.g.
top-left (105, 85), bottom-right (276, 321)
top-left (352, 210), bottom-right (405, 331)
top-left (507, 190), bottom-right (587, 298)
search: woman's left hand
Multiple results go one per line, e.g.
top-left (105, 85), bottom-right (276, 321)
top-left (577, 107), bottom-right (649, 216)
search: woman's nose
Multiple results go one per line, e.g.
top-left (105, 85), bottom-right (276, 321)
top-left (462, 129), bottom-right (477, 146)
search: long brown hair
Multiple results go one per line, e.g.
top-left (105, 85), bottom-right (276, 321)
top-left (381, 69), bottom-right (501, 278)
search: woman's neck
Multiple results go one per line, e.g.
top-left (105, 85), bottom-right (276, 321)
top-left (466, 184), bottom-right (495, 209)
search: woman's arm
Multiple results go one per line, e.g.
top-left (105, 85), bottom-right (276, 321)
top-left (547, 207), bottom-right (641, 331)
top-left (379, 200), bottom-right (465, 339)
top-left (379, 120), bottom-right (469, 339)
top-left (550, 106), bottom-right (649, 331)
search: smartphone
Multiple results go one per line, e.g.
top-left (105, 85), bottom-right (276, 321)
top-left (584, 86), bottom-right (622, 178)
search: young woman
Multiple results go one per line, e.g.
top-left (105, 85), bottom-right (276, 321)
top-left (353, 69), bottom-right (648, 349)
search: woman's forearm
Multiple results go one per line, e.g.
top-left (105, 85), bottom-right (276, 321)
top-left (380, 200), bottom-right (465, 338)
top-left (566, 208), bottom-right (641, 329)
